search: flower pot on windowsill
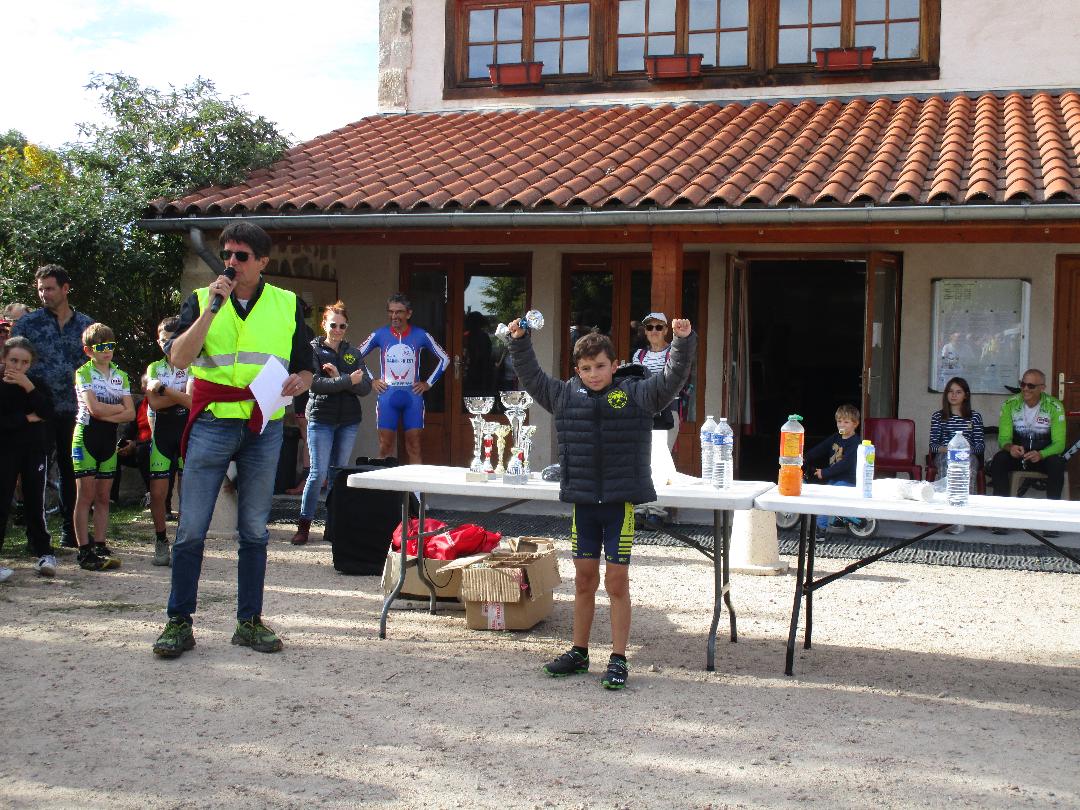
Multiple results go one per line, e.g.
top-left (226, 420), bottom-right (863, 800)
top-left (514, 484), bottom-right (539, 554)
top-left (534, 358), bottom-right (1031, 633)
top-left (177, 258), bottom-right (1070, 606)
top-left (644, 53), bottom-right (704, 80)
top-left (488, 61), bottom-right (544, 87)
top-left (813, 46), bottom-right (875, 72)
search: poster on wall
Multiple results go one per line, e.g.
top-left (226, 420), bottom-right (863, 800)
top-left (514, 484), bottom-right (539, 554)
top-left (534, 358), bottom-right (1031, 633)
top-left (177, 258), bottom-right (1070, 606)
top-left (929, 279), bottom-right (1030, 393)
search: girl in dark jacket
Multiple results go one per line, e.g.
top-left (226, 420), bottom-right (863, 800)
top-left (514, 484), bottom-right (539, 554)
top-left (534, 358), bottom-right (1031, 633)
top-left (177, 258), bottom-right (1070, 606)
top-left (0, 336), bottom-right (57, 578)
top-left (291, 302), bottom-right (372, 545)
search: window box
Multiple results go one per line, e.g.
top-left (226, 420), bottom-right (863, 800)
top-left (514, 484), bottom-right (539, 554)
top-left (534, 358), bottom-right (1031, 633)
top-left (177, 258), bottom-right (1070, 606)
top-left (813, 46), bottom-right (876, 72)
top-left (644, 53), bottom-right (703, 80)
top-left (488, 61), bottom-right (544, 87)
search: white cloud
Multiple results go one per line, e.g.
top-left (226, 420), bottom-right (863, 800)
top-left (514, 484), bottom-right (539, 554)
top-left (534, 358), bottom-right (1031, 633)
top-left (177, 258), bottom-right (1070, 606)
top-left (1, 0), bottom-right (381, 148)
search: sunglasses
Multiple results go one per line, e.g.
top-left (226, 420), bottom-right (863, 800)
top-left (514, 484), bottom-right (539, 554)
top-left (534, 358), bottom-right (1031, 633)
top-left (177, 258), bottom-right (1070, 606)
top-left (644, 324), bottom-right (666, 331)
top-left (327, 322), bottom-right (348, 330)
top-left (91, 342), bottom-right (116, 352)
top-left (1019, 382), bottom-right (1043, 389)
top-left (220, 249), bottom-right (253, 262)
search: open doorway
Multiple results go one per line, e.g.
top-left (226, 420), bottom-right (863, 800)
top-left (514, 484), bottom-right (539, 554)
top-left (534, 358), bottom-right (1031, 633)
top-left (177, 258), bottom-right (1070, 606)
top-left (739, 259), bottom-right (868, 482)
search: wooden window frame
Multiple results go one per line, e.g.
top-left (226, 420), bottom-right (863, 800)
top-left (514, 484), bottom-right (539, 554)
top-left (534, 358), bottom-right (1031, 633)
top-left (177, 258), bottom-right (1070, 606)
top-left (445, 0), bottom-right (939, 100)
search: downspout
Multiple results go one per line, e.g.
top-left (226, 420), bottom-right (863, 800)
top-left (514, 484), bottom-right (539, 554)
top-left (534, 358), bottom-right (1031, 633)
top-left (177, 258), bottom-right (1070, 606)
top-left (188, 226), bottom-right (225, 275)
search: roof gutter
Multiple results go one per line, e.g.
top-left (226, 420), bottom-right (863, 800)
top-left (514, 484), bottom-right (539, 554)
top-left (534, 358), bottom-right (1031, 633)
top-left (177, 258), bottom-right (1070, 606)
top-left (139, 203), bottom-right (1080, 234)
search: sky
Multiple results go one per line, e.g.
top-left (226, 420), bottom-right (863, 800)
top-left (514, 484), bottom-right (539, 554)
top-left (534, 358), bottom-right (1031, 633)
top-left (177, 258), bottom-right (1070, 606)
top-left (2, 1), bottom-right (382, 149)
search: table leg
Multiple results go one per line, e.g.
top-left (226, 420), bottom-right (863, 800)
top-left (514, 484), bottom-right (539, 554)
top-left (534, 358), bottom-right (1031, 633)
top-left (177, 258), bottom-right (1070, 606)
top-left (706, 509), bottom-right (726, 671)
top-left (722, 509), bottom-right (737, 643)
top-left (804, 518), bottom-right (817, 650)
top-left (413, 495), bottom-right (438, 613)
top-left (785, 513), bottom-right (809, 676)
top-left (379, 491), bottom-right (414, 639)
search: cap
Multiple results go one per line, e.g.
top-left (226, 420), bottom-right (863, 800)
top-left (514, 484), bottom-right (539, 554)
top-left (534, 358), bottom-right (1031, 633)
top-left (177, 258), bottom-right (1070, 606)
top-left (641, 312), bottom-right (667, 324)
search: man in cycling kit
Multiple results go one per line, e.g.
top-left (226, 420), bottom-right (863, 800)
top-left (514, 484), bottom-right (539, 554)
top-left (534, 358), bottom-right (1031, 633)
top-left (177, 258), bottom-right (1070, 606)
top-left (357, 293), bottom-right (449, 464)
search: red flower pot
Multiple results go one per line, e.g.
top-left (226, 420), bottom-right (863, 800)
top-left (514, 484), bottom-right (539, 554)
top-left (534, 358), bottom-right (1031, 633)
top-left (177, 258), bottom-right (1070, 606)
top-left (644, 53), bottom-right (704, 80)
top-left (813, 46), bottom-right (876, 72)
top-left (488, 62), bottom-right (544, 87)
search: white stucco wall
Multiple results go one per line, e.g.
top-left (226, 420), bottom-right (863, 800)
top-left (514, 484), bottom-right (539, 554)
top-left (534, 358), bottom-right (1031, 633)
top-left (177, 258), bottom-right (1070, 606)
top-left (399, 0), bottom-right (1080, 113)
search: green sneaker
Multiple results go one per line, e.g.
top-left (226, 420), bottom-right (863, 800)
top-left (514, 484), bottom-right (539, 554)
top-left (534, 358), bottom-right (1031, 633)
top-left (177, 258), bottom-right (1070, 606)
top-left (231, 617), bottom-right (283, 653)
top-left (153, 619), bottom-right (195, 658)
top-left (543, 648), bottom-right (589, 677)
top-left (601, 656), bottom-right (629, 690)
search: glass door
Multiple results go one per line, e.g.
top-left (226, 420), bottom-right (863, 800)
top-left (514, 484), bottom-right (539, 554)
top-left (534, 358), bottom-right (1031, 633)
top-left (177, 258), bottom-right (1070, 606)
top-left (863, 252), bottom-right (901, 418)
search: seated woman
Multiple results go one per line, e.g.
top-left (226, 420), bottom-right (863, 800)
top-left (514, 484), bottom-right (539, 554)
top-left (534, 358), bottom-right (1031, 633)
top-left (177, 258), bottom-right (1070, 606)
top-left (929, 377), bottom-right (984, 531)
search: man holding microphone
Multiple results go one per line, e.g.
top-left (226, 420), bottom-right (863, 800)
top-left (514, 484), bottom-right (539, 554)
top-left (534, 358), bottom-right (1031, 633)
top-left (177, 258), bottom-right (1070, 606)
top-left (153, 222), bottom-right (315, 659)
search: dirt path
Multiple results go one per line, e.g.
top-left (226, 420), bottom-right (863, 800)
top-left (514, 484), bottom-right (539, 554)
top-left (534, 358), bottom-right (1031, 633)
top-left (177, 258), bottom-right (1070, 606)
top-left (1, 524), bottom-right (1078, 808)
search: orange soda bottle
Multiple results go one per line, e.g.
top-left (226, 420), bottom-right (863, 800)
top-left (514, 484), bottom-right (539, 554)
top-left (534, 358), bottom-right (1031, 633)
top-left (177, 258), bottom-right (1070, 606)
top-left (778, 414), bottom-right (805, 496)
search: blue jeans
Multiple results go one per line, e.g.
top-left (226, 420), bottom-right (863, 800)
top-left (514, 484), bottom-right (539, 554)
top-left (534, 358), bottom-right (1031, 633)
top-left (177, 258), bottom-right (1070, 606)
top-left (167, 414), bottom-right (283, 623)
top-left (300, 421), bottom-right (360, 519)
top-left (817, 479), bottom-right (854, 529)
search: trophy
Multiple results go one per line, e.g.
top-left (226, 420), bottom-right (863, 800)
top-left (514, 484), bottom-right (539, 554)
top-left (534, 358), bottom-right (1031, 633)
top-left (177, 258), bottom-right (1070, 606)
top-left (464, 396), bottom-right (494, 481)
top-left (493, 424), bottom-right (512, 474)
top-left (500, 391), bottom-right (533, 484)
top-left (482, 421), bottom-right (499, 477)
top-left (505, 443), bottom-right (525, 484)
top-left (495, 309), bottom-right (545, 340)
top-left (519, 425), bottom-right (538, 478)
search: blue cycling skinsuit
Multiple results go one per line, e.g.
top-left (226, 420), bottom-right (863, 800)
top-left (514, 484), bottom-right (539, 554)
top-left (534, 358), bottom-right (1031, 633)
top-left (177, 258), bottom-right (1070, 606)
top-left (357, 324), bottom-right (449, 431)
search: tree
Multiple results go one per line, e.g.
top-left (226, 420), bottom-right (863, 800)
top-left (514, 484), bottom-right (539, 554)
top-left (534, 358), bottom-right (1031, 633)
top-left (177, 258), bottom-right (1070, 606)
top-left (0, 73), bottom-right (289, 377)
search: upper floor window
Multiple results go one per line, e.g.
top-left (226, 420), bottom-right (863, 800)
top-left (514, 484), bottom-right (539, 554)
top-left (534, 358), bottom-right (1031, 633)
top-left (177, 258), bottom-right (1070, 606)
top-left (854, 0), bottom-right (921, 59)
top-left (616, 0), bottom-right (750, 71)
top-left (775, 0), bottom-right (922, 64)
top-left (466, 1), bottom-right (591, 78)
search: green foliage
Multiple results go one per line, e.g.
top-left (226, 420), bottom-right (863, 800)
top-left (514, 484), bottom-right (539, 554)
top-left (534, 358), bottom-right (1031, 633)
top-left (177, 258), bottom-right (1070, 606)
top-left (0, 73), bottom-right (289, 378)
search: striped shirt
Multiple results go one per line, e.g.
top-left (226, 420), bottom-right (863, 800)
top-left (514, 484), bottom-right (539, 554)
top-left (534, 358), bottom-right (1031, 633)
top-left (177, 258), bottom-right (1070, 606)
top-left (928, 410), bottom-right (985, 455)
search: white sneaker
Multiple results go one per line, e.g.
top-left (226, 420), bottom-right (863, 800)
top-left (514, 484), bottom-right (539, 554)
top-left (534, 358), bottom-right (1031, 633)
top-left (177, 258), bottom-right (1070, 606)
top-left (0, 567), bottom-right (13, 582)
top-left (35, 555), bottom-right (57, 577)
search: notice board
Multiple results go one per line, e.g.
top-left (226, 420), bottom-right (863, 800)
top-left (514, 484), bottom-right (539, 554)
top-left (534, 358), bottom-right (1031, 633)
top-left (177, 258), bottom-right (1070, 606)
top-left (929, 278), bottom-right (1030, 393)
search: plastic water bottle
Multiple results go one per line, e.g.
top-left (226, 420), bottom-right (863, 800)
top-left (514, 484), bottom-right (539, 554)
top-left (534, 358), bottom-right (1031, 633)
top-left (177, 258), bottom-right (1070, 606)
top-left (778, 414), bottom-right (805, 496)
top-left (855, 439), bottom-right (875, 498)
top-left (946, 431), bottom-right (971, 507)
top-left (713, 417), bottom-right (734, 489)
top-left (700, 415), bottom-right (717, 484)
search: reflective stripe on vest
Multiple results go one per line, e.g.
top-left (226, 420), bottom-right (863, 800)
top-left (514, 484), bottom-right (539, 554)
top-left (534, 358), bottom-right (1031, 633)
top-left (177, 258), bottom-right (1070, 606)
top-left (192, 284), bottom-right (296, 419)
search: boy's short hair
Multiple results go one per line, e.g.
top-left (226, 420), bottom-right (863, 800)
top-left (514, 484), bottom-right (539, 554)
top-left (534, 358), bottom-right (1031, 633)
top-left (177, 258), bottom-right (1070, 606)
top-left (835, 403), bottom-right (860, 423)
top-left (572, 332), bottom-right (616, 365)
top-left (219, 222), bottom-right (272, 259)
top-left (83, 322), bottom-right (115, 347)
top-left (35, 264), bottom-right (70, 287)
top-left (158, 316), bottom-right (181, 334)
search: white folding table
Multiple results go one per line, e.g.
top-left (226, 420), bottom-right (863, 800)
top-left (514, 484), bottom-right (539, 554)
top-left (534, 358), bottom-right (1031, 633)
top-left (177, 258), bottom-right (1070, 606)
top-left (348, 464), bottom-right (773, 670)
top-left (754, 484), bottom-right (1080, 675)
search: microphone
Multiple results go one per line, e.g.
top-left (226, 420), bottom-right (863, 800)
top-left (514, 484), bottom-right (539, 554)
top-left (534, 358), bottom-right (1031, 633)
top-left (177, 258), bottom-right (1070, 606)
top-left (209, 267), bottom-right (236, 314)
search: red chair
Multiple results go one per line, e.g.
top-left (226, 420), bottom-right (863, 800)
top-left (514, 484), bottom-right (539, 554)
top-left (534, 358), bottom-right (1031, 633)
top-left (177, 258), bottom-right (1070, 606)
top-left (862, 418), bottom-right (923, 480)
top-left (925, 452), bottom-right (987, 494)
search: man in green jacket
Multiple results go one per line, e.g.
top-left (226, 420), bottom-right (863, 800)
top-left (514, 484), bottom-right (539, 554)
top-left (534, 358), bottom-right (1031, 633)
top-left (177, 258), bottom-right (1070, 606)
top-left (989, 369), bottom-right (1068, 530)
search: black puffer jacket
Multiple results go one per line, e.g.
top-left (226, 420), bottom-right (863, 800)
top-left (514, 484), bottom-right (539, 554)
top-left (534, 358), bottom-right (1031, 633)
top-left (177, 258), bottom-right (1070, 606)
top-left (509, 331), bottom-right (696, 505)
top-left (305, 337), bottom-right (372, 426)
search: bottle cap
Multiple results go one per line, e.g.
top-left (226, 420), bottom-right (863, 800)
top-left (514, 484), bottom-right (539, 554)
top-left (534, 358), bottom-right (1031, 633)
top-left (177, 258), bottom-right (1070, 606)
top-left (862, 439), bottom-right (871, 445)
top-left (787, 414), bottom-right (803, 421)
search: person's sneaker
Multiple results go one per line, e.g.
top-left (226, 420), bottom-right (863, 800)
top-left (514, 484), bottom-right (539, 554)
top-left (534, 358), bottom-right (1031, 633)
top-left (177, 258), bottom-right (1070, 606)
top-left (59, 532), bottom-right (78, 549)
top-left (153, 619), bottom-right (195, 658)
top-left (601, 656), bottom-right (629, 690)
top-left (0, 566), bottom-right (13, 583)
top-left (94, 542), bottom-right (112, 559)
top-left (78, 547), bottom-right (120, 571)
top-left (543, 648), bottom-right (589, 677)
top-left (231, 617), bottom-right (284, 653)
top-left (152, 538), bottom-right (171, 567)
top-left (35, 555), bottom-right (57, 577)
top-left (990, 527), bottom-right (1010, 536)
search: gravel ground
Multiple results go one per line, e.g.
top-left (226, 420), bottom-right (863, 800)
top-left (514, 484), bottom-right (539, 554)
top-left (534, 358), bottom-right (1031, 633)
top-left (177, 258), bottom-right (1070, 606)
top-left (1, 522), bottom-right (1077, 809)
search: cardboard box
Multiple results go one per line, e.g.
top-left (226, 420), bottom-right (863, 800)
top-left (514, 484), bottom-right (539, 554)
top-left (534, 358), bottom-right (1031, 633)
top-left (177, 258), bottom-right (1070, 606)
top-left (381, 552), bottom-right (462, 601)
top-left (458, 548), bottom-right (561, 631)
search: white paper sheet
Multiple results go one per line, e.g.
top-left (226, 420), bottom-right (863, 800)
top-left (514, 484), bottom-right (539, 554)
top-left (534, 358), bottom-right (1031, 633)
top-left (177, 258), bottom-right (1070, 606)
top-left (248, 357), bottom-right (291, 434)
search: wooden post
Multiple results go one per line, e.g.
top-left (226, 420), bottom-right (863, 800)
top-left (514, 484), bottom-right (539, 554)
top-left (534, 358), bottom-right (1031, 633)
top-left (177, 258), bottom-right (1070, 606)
top-left (651, 233), bottom-right (684, 318)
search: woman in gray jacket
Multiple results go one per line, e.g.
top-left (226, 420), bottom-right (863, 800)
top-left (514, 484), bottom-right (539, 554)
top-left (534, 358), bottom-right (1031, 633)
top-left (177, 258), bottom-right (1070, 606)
top-left (291, 301), bottom-right (372, 545)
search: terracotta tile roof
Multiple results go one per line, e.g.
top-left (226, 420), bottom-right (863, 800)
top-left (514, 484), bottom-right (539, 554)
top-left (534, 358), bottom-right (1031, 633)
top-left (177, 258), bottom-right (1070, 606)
top-left (150, 92), bottom-right (1080, 217)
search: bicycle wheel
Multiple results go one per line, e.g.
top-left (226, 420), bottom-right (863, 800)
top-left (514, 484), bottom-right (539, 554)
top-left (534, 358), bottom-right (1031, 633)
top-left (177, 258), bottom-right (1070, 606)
top-left (846, 517), bottom-right (877, 538)
top-left (775, 511), bottom-right (800, 530)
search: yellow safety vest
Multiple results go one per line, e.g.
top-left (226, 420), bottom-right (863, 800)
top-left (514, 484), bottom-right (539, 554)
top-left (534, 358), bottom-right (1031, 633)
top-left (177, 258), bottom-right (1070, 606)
top-left (191, 283), bottom-right (297, 419)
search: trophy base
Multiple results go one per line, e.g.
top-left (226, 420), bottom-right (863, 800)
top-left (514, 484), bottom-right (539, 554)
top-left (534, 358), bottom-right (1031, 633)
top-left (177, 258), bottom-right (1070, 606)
top-left (465, 471), bottom-right (491, 483)
top-left (502, 473), bottom-right (528, 485)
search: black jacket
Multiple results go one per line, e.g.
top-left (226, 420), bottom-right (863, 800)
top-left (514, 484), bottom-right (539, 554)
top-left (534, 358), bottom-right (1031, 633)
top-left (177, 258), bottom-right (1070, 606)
top-left (305, 337), bottom-right (372, 426)
top-left (0, 374), bottom-right (55, 452)
top-left (509, 331), bottom-right (696, 505)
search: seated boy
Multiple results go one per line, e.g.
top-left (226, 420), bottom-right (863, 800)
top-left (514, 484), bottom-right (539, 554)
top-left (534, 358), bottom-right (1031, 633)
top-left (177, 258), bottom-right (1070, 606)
top-left (72, 323), bottom-right (134, 571)
top-left (508, 315), bottom-right (696, 690)
top-left (805, 403), bottom-right (861, 536)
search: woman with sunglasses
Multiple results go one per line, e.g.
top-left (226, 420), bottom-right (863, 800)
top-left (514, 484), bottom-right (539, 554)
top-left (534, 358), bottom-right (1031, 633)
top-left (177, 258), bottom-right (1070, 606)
top-left (632, 312), bottom-right (681, 446)
top-left (290, 302), bottom-right (372, 545)
top-left (929, 376), bottom-right (985, 532)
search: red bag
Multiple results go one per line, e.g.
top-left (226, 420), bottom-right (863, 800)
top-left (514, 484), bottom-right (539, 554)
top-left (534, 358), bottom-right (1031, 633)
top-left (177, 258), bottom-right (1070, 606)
top-left (391, 518), bottom-right (502, 560)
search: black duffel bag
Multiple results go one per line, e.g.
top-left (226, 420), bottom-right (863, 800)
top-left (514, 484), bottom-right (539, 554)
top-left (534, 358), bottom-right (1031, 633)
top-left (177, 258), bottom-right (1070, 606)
top-left (327, 457), bottom-right (417, 575)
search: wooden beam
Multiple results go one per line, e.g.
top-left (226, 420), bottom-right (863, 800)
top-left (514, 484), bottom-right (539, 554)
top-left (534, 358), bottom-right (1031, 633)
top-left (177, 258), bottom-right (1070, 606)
top-left (651, 232), bottom-right (684, 319)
